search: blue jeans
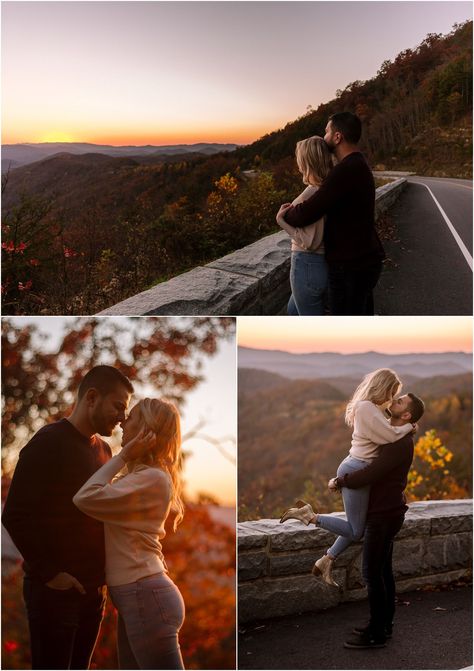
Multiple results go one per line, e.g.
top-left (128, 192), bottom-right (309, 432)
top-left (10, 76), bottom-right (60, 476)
top-left (287, 251), bottom-right (328, 315)
top-left (317, 455), bottom-right (371, 558)
top-left (109, 573), bottom-right (185, 670)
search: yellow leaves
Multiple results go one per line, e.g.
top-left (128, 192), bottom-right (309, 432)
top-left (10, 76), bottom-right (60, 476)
top-left (406, 429), bottom-right (468, 502)
top-left (214, 173), bottom-right (238, 195)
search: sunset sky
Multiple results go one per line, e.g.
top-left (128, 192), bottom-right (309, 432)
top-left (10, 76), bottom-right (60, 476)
top-left (6, 317), bottom-right (236, 507)
top-left (2, 1), bottom-right (472, 146)
top-left (238, 317), bottom-right (473, 354)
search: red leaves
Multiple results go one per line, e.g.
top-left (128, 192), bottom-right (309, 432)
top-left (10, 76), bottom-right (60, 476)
top-left (63, 246), bottom-right (78, 258)
top-left (4, 640), bottom-right (19, 653)
top-left (17, 281), bottom-right (33, 292)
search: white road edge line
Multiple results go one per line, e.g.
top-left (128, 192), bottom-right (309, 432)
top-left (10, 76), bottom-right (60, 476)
top-left (418, 182), bottom-right (473, 271)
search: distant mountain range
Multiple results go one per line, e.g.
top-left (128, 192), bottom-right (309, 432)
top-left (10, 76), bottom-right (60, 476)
top-left (238, 347), bottom-right (473, 380)
top-left (1, 141), bottom-right (239, 172)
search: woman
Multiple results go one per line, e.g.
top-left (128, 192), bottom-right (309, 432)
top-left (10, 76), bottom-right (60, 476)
top-left (280, 369), bottom-right (414, 586)
top-left (276, 136), bottom-right (334, 315)
top-left (73, 398), bottom-right (185, 670)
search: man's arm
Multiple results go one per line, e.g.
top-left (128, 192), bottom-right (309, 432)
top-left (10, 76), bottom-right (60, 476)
top-left (335, 435), bottom-right (411, 489)
top-left (282, 166), bottom-right (342, 228)
top-left (2, 435), bottom-right (64, 583)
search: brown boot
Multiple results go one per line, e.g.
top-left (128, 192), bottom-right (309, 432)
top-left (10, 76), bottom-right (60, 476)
top-left (312, 554), bottom-right (339, 587)
top-left (279, 499), bottom-right (316, 525)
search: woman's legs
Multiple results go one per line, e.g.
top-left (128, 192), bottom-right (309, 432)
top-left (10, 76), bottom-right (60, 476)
top-left (289, 252), bottom-right (328, 316)
top-left (110, 574), bottom-right (185, 670)
top-left (316, 456), bottom-right (370, 558)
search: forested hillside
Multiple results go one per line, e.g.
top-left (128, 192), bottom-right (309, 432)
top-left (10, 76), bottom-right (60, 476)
top-left (2, 22), bottom-right (471, 314)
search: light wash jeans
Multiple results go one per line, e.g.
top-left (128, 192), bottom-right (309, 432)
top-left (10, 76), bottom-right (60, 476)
top-left (109, 573), bottom-right (185, 670)
top-left (317, 455), bottom-right (371, 558)
top-left (287, 251), bottom-right (328, 316)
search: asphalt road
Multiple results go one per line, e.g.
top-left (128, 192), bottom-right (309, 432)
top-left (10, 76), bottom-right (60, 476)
top-left (239, 583), bottom-right (472, 670)
top-left (375, 176), bottom-right (473, 315)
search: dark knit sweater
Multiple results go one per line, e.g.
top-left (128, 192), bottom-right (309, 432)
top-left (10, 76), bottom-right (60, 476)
top-left (2, 419), bottom-right (111, 586)
top-left (283, 151), bottom-right (385, 266)
top-left (336, 433), bottom-right (414, 518)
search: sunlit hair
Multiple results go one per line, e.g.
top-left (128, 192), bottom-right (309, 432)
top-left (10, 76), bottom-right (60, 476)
top-left (345, 368), bottom-right (402, 427)
top-left (134, 398), bottom-right (184, 531)
top-left (295, 136), bottom-right (334, 186)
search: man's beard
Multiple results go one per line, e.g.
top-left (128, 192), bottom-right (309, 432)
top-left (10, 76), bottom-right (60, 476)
top-left (324, 139), bottom-right (336, 154)
top-left (90, 407), bottom-right (115, 436)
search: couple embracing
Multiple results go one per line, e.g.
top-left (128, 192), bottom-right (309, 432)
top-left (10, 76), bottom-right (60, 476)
top-left (280, 368), bottom-right (425, 649)
top-left (3, 365), bottom-right (186, 670)
top-left (277, 111), bottom-right (385, 316)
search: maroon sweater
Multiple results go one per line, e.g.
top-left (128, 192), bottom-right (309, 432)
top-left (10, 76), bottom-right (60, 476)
top-left (2, 419), bottom-right (111, 587)
top-left (283, 152), bottom-right (385, 267)
top-left (336, 433), bottom-right (414, 518)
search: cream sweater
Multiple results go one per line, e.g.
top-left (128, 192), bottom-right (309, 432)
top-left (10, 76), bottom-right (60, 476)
top-left (73, 454), bottom-right (172, 587)
top-left (349, 400), bottom-right (413, 462)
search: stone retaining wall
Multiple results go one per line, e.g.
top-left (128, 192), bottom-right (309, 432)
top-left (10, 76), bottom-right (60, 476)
top-left (99, 178), bottom-right (407, 315)
top-left (238, 500), bottom-right (472, 623)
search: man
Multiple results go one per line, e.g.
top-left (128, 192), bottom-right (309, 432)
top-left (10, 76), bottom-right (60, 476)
top-left (329, 392), bottom-right (425, 649)
top-left (2, 365), bottom-right (133, 670)
top-left (277, 112), bottom-right (385, 315)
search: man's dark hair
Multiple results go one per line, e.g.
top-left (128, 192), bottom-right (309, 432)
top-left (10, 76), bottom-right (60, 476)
top-left (407, 393), bottom-right (425, 423)
top-left (77, 365), bottom-right (134, 400)
top-left (329, 112), bottom-right (362, 144)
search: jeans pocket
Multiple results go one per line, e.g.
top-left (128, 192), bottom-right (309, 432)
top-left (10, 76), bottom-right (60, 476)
top-left (152, 585), bottom-right (185, 630)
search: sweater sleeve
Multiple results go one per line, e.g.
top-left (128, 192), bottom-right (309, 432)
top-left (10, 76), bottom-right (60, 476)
top-left (357, 402), bottom-right (413, 444)
top-left (340, 436), bottom-right (408, 489)
top-left (2, 435), bottom-right (64, 583)
top-left (73, 455), bottom-right (170, 527)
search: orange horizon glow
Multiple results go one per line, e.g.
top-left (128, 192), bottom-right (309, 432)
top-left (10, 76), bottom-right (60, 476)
top-left (238, 317), bottom-right (473, 355)
top-left (2, 128), bottom-right (264, 147)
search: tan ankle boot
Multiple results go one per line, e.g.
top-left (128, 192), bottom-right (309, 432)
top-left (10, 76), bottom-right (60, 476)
top-left (279, 499), bottom-right (316, 525)
top-left (312, 554), bottom-right (339, 587)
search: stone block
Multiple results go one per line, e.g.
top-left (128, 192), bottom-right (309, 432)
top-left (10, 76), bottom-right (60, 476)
top-left (98, 265), bottom-right (259, 316)
top-left (396, 516), bottom-right (431, 539)
top-left (269, 526), bottom-right (334, 552)
top-left (392, 538), bottom-right (424, 578)
top-left (423, 532), bottom-right (472, 573)
top-left (395, 568), bottom-right (471, 594)
top-left (238, 575), bottom-right (341, 623)
top-left (269, 552), bottom-right (316, 577)
top-left (238, 525), bottom-right (270, 551)
top-left (239, 552), bottom-right (267, 581)
top-left (431, 515), bottom-right (473, 536)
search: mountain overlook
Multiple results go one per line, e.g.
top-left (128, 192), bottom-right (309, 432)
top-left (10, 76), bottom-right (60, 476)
top-left (2, 21), bottom-right (471, 315)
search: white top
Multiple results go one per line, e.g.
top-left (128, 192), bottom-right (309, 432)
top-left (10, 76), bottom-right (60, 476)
top-left (277, 185), bottom-right (325, 253)
top-left (73, 454), bottom-right (172, 587)
top-left (349, 400), bottom-right (413, 462)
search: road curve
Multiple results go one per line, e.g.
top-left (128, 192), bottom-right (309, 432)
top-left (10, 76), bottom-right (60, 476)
top-left (375, 176), bottom-right (473, 315)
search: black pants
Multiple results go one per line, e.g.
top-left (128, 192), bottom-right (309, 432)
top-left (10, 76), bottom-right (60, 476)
top-left (362, 513), bottom-right (405, 640)
top-left (328, 259), bottom-right (383, 315)
top-left (23, 577), bottom-right (105, 670)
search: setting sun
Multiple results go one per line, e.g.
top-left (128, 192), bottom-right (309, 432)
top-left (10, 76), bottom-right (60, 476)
top-left (37, 131), bottom-right (76, 143)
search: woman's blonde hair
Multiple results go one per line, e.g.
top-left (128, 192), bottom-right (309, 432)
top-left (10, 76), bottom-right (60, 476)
top-left (345, 368), bottom-right (402, 427)
top-left (295, 136), bottom-right (334, 186)
top-left (134, 398), bottom-right (184, 530)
